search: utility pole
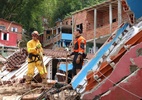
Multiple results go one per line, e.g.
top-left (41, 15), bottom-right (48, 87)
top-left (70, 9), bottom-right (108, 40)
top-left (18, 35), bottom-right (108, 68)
top-left (65, 49), bottom-right (69, 84)
top-left (109, 3), bottom-right (112, 34)
top-left (93, 8), bottom-right (97, 53)
top-left (118, 0), bottom-right (122, 25)
top-left (7, 21), bottom-right (14, 32)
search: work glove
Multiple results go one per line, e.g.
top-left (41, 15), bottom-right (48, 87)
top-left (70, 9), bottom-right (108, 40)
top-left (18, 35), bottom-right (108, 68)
top-left (67, 54), bottom-right (70, 57)
top-left (67, 52), bottom-right (74, 57)
top-left (36, 44), bottom-right (41, 49)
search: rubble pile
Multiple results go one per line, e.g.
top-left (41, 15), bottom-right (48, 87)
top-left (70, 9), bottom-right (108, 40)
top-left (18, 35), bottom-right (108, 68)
top-left (0, 83), bottom-right (42, 100)
top-left (36, 83), bottom-right (79, 100)
top-left (0, 81), bottom-right (78, 100)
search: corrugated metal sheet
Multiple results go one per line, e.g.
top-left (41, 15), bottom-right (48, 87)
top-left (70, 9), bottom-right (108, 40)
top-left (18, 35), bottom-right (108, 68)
top-left (0, 56), bottom-right (52, 83)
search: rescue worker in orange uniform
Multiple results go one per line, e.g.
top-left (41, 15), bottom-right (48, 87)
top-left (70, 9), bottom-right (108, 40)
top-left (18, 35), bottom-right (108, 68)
top-left (25, 31), bottom-right (47, 84)
top-left (68, 28), bottom-right (86, 77)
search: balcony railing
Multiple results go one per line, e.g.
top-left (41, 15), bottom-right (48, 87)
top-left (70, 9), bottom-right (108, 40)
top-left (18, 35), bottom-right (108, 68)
top-left (43, 33), bottom-right (61, 47)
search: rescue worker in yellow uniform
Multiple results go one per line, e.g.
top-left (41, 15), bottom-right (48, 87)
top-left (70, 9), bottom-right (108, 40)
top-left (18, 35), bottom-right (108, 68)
top-left (25, 31), bottom-right (47, 84)
top-left (68, 28), bottom-right (86, 77)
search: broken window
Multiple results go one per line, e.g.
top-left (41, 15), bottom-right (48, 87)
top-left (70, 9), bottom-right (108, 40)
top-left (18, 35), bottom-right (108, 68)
top-left (66, 21), bottom-right (68, 25)
top-left (46, 30), bottom-right (50, 34)
top-left (76, 23), bottom-right (83, 33)
top-left (112, 18), bottom-right (117, 23)
top-left (71, 21), bottom-right (72, 25)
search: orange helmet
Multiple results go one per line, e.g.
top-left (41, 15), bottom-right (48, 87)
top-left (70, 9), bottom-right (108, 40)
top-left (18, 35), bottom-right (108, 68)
top-left (32, 31), bottom-right (39, 37)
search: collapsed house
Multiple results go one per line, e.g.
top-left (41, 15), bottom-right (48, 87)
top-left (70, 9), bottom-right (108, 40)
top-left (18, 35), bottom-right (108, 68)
top-left (71, 0), bottom-right (142, 100)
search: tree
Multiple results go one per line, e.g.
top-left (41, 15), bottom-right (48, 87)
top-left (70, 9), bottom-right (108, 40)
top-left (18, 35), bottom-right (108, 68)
top-left (44, 0), bottom-right (106, 26)
top-left (0, 0), bottom-right (45, 34)
top-left (0, 0), bottom-right (106, 36)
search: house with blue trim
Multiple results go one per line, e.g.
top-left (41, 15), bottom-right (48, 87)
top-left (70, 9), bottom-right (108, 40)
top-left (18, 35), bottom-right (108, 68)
top-left (42, 16), bottom-right (72, 49)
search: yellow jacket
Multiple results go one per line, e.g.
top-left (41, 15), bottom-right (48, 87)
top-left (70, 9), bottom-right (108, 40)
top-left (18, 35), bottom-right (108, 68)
top-left (27, 40), bottom-right (43, 55)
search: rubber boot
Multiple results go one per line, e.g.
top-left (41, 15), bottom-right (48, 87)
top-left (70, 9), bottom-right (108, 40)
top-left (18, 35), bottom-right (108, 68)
top-left (40, 74), bottom-right (47, 84)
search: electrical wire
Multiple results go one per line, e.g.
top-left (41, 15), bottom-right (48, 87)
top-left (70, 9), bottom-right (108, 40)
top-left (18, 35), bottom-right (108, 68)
top-left (98, 70), bottom-right (142, 99)
top-left (74, 68), bottom-right (142, 99)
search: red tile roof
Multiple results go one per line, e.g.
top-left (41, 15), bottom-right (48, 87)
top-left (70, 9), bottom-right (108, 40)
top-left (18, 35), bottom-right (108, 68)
top-left (43, 49), bottom-right (94, 60)
top-left (4, 49), bottom-right (28, 71)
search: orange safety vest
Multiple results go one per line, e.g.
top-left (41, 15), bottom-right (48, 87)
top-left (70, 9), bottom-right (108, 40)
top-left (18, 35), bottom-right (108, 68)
top-left (73, 36), bottom-right (86, 53)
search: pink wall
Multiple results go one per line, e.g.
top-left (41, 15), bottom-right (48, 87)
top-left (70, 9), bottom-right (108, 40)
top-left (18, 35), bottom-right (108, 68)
top-left (0, 19), bottom-right (22, 47)
top-left (0, 31), bottom-right (17, 47)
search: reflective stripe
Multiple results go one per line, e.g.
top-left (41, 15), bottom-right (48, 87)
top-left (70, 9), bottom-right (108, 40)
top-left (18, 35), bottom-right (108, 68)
top-left (28, 48), bottom-right (31, 52)
top-left (43, 66), bottom-right (47, 73)
top-left (39, 66), bottom-right (47, 75)
top-left (39, 71), bottom-right (44, 75)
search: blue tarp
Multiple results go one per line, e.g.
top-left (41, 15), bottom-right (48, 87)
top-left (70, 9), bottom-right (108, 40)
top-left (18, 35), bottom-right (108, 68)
top-left (59, 63), bottom-right (73, 72)
top-left (61, 33), bottom-right (72, 40)
top-left (126, 0), bottom-right (142, 19)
